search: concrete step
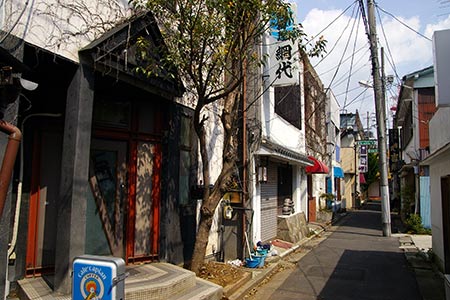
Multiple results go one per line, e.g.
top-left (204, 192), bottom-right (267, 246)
top-left (17, 263), bottom-right (222, 300)
top-left (125, 263), bottom-right (221, 300)
top-left (125, 263), bottom-right (197, 299)
top-left (171, 278), bottom-right (223, 300)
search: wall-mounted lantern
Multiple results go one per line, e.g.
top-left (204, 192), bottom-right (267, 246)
top-left (257, 156), bottom-right (269, 183)
top-left (222, 200), bottom-right (233, 220)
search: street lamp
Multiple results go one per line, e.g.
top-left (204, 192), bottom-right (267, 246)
top-left (358, 80), bottom-right (373, 89)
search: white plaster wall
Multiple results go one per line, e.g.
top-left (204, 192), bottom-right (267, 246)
top-left (429, 107), bottom-right (450, 152)
top-left (429, 151), bottom-right (450, 270)
top-left (329, 91), bottom-right (340, 131)
top-left (260, 86), bottom-right (306, 152)
top-left (251, 157), bottom-right (262, 244)
top-left (260, 54), bottom-right (306, 153)
top-left (4, 0), bottom-right (131, 62)
top-left (292, 165), bottom-right (301, 213)
top-left (402, 92), bottom-right (421, 163)
top-left (300, 170), bottom-right (308, 214)
top-left (313, 174), bottom-right (325, 201)
top-left (205, 201), bottom-right (221, 256)
top-left (197, 102), bottom-right (224, 185)
top-left (427, 90), bottom-right (450, 271)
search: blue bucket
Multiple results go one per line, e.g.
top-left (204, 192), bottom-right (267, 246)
top-left (245, 256), bottom-right (261, 268)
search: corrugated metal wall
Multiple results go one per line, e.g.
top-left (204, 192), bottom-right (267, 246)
top-left (260, 162), bottom-right (278, 242)
top-left (420, 176), bottom-right (431, 229)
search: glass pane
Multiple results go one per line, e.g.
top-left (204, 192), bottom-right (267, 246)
top-left (87, 140), bottom-right (127, 257)
top-left (138, 101), bottom-right (156, 133)
top-left (93, 99), bottom-right (130, 128)
top-left (91, 150), bottom-right (117, 222)
top-left (86, 185), bottom-right (111, 255)
top-left (134, 142), bottom-right (155, 256)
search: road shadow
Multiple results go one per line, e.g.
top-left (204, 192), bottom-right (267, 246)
top-left (277, 249), bottom-right (422, 300)
top-left (315, 249), bottom-right (421, 300)
top-left (336, 201), bottom-right (401, 234)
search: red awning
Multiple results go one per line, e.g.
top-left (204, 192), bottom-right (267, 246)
top-left (360, 173), bottom-right (366, 184)
top-left (305, 156), bottom-right (329, 174)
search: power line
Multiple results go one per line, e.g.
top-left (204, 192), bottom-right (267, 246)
top-left (344, 87), bottom-right (371, 109)
top-left (376, 5), bottom-right (433, 42)
top-left (335, 84), bottom-right (364, 97)
top-left (343, 9), bottom-right (362, 109)
top-left (303, 0), bottom-right (359, 46)
top-left (318, 46), bottom-right (369, 77)
top-left (332, 59), bottom-right (370, 89)
top-left (312, 4), bottom-right (360, 69)
top-left (305, 5), bottom-right (362, 122)
top-left (325, 4), bottom-right (360, 91)
top-left (376, 6), bottom-right (401, 84)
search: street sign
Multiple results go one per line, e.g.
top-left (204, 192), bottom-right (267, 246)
top-left (368, 148), bottom-right (378, 153)
top-left (358, 140), bottom-right (377, 145)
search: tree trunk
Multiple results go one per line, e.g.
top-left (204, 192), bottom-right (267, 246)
top-left (189, 92), bottom-right (240, 274)
top-left (190, 204), bottom-right (214, 274)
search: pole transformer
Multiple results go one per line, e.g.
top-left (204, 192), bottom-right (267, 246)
top-left (366, 0), bottom-right (391, 236)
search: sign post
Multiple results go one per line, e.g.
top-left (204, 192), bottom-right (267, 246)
top-left (72, 255), bottom-right (127, 300)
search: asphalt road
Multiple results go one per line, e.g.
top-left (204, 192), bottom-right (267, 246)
top-left (245, 203), bottom-right (422, 300)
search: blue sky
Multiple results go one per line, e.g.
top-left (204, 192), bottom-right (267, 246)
top-left (292, 0), bottom-right (450, 129)
top-left (296, 0), bottom-right (446, 26)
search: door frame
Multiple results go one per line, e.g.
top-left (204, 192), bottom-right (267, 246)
top-left (125, 140), bottom-right (161, 263)
top-left (441, 175), bottom-right (450, 273)
top-left (91, 129), bottom-right (162, 264)
top-left (26, 132), bottom-right (43, 276)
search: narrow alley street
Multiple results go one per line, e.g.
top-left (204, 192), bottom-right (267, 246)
top-left (245, 203), bottom-right (423, 300)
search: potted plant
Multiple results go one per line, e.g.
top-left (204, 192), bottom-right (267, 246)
top-left (319, 193), bottom-right (336, 209)
top-left (317, 193), bottom-right (335, 222)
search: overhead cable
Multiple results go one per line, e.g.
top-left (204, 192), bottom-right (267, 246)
top-left (306, 2), bottom-right (361, 122)
top-left (303, 0), bottom-right (359, 46)
top-left (376, 6), bottom-right (401, 84)
top-left (376, 5), bottom-right (432, 42)
top-left (343, 9), bottom-right (362, 109)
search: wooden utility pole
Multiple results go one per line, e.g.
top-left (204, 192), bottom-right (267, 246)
top-left (366, 0), bottom-right (391, 236)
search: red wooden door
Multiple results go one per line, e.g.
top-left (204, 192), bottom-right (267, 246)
top-left (308, 196), bottom-right (316, 222)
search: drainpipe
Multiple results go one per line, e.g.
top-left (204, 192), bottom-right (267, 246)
top-left (0, 120), bottom-right (21, 220)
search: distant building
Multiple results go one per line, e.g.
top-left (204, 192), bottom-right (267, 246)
top-left (394, 66), bottom-right (435, 226)
top-left (340, 111), bottom-right (365, 209)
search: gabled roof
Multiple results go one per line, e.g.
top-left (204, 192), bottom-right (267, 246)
top-left (403, 65), bottom-right (433, 80)
top-left (80, 12), bottom-right (184, 99)
top-left (396, 65), bottom-right (434, 125)
top-left (402, 65), bottom-right (434, 89)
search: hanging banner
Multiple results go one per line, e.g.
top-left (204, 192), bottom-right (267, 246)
top-left (268, 3), bottom-right (300, 86)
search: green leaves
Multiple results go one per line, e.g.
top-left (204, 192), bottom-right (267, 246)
top-left (129, 0), bottom-right (326, 101)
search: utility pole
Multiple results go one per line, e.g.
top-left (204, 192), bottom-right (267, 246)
top-left (366, 0), bottom-right (391, 236)
top-left (366, 111), bottom-right (369, 138)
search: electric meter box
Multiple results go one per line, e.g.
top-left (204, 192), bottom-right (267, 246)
top-left (72, 255), bottom-right (126, 300)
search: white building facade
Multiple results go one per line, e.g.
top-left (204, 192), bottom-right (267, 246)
top-left (248, 7), bottom-right (312, 244)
